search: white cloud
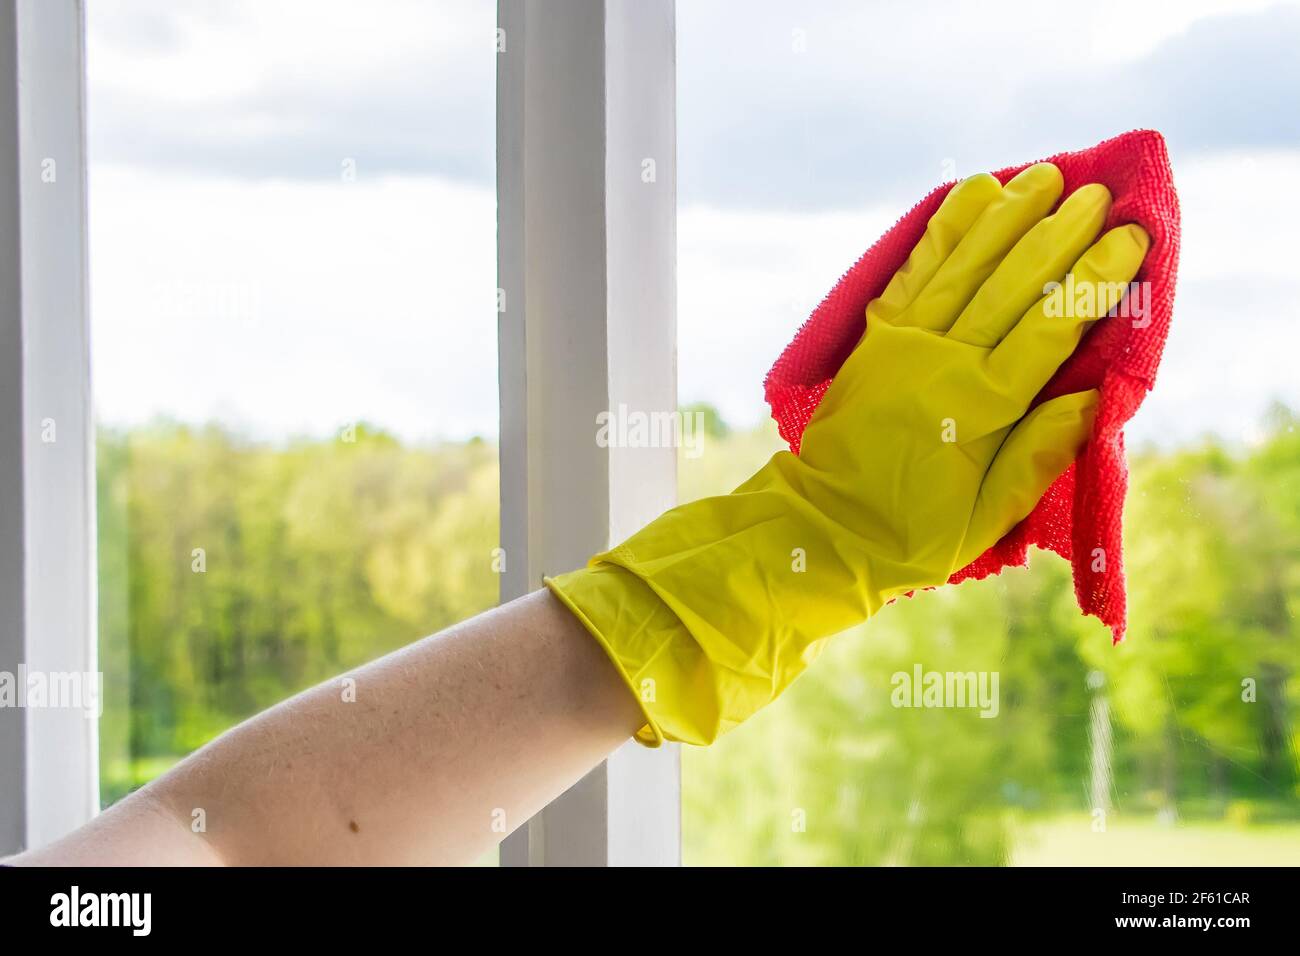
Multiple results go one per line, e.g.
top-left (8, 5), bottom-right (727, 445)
top-left (86, 0), bottom-right (494, 181)
top-left (90, 166), bottom-right (498, 442)
top-left (90, 149), bottom-right (1300, 451)
top-left (678, 0), bottom-right (1300, 209)
top-left (86, 0), bottom-right (1300, 451)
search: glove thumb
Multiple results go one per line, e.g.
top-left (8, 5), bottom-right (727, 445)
top-left (955, 389), bottom-right (1099, 571)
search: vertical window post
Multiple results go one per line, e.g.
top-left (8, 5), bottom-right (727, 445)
top-left (496, 0), bottom-right (680, 866)
top-left (0, 0), bottom-right (97, 855)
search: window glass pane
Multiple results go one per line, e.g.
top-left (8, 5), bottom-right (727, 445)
top-left (679, 0), bottom-right (1300, 865)
top-left (88, 1), bottom-right (499, 830)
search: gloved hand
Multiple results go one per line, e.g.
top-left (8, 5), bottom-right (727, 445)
top-left (547, 162), bottom-right (1150, 747)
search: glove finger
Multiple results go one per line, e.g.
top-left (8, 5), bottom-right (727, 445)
top-left (869, 173), bottom-right (1002, 328)
top-left (946, 183), bottom-right (1111, 347)
top-left (955, 389), bottom-right (1098, 571)
top-left (897, 162), bottom-right (1063, 334)
top-left (989, 223), bottom-right (1150, 402)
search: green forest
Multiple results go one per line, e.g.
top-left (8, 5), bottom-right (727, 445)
top-left (97, 405), bottom-right (1300, 865)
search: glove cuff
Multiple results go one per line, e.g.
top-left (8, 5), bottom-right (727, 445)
top-left (545, 562), bottom-right (726, 747)
top-left (546, 463), bottom-right (878, 747)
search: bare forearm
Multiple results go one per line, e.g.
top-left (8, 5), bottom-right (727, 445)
top-left (13, 589), bottom-right (642, 866)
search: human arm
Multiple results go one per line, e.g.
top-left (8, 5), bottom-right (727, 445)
top-left (8, 589), bottom-right (641, 865)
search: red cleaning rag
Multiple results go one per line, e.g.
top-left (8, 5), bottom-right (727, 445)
top-left (764, 129), bottom-right (1180, 642)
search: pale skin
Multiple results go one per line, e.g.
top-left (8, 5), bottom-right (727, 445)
top-left (7, 589), bottom-right (643, 866)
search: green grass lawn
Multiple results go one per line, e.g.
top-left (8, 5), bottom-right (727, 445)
top-left (1011, 814), bottom-right (1300, 866)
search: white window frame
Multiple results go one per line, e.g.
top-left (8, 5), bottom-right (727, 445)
top-left (496, 0), bottom-right (681, 866)
top-left (0, 0), bottom-right (682, 866)
top-left (0, 0), bottom-right (98, 854)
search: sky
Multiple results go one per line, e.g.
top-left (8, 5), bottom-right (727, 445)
top-left (87, 0), bottom-right (1300, 446)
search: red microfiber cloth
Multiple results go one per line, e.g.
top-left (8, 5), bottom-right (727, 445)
top-left (764, 129), bottom-right (1180, 643)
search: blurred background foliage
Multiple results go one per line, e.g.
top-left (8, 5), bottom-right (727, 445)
top-left (97, 423), bottom-right (499, 789)
top-left (98, 405), bottom-right (1300, 865)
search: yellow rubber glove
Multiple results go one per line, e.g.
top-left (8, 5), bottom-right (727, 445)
top-left (548, 162), bottom-right (1150, 747)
